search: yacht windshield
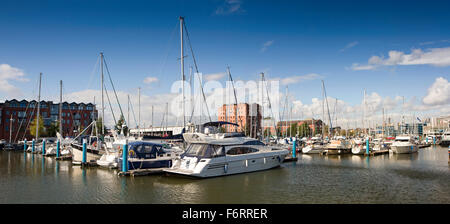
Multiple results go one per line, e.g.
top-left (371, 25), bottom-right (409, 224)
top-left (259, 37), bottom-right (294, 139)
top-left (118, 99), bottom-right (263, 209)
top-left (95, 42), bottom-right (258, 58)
top-left (184, 144), bottom-right (225, 158)
top-left (396, 139), bottom-right (409, 142)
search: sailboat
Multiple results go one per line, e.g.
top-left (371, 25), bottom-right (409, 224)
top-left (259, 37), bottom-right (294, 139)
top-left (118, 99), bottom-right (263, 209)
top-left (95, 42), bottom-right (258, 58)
top-left (71, 53), bottom-right (108, 164)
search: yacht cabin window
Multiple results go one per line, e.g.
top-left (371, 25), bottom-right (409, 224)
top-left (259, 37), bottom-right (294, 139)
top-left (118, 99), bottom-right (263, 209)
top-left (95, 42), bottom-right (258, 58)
top-left (226, 147), bottom-right (259, 155)
top-left (184, 144), bottom-right (224, 158)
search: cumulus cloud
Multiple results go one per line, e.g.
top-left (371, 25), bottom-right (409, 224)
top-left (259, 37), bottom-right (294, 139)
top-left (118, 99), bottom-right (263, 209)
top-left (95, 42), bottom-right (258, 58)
top-left (0, 64), bottom-right (29, 98)
top-left (215, 0), bottom-right (245, 15)
top-left (351, 47), bottom-right (450, 70)
top-left (63, 89), bottom-right (178, 128)
top-left (423, 77), bottom-right (450, 106)
top-left (260, 40), bottom-right (274, 53)
top-left (143, 76), bottom-right (158, 84)
top-left (279, 73), bottom-right (322, 85)
top-left (204, 72), bottom-right (226, 81)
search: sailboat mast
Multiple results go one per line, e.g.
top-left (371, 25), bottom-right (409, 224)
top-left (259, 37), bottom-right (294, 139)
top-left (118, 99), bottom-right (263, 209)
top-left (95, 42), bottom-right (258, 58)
top-left (151, 105), bottom-right (154, 133)
top-left (180, 16), bottom-right (186, 129)
top-left (363, 89), bottom-right (366, 136)
top-left (100, 52), bottom-right (105, 135)
top-left (36, 73), bottom-right (42, 141)
top-left (59, 80), bottom-right (63, 137)
top-left (321, 81), bottom-right (325, 138)
top-left (260, 72), bottom-right (264, 139)
top-left (138, 87), bottom-right (141, 138)
top-left (127, 94), bottom-right (130, 134)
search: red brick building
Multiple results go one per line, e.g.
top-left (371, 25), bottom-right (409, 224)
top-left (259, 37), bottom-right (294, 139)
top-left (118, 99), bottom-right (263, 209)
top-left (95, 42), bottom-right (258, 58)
top-left (0, 99), bottom-right (98, 141)
top-left (264, 119), bottom-right (323, 136)
top-left (218, 103), bottom-right (262, 137)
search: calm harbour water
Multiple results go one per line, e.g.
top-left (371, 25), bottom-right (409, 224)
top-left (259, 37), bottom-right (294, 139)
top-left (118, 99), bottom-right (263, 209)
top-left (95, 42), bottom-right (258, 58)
top-left (1, 146), bottom-right (449, 204)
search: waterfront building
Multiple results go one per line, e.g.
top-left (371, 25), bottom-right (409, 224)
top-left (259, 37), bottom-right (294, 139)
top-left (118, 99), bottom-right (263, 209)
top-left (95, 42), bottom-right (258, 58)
top-left (264, 119), bottom-right (323, 137)
top-left (217, 103), bottom-right (262, 137)
top-left (129, 126), bottom-right (184, 137)
top-left (0, 99), bottom-right (97, 141)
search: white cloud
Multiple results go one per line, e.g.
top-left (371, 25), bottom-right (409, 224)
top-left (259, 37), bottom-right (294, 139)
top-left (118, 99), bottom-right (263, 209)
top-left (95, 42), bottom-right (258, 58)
top-left (283, 73), bottom-right (322, 85)
top-left (63, 89), bottom-right (178, 128)
top-left (271, 73), bottom-right (322, 85)
top-left (260, 40), bottom-right (274, 53)
top-left (143, 76), bottom-right (158, 84)
top-left (204, 72), bottom-right (226, 81)
top-left (351, 47), bottom-right (450, 70)
top-left (215, 0), bottom-right (245, 15)
top-left (423, 77), bottom-right (450, 106)
top-left (0, 64), bottom-right (29, 98)
top-left (340, 41), bottom-right (359, 52)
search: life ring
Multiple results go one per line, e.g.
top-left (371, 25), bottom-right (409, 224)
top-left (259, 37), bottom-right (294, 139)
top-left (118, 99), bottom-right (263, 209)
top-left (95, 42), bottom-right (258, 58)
top-left (92, 141), bottom-right (97, 148)
top-left (128, 149), bottom-right (136, 158)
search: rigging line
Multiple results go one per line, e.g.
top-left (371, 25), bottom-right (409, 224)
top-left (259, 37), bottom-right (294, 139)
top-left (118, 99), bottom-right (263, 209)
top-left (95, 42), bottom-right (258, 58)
top-left (102, 55), bottom-right (126, 124)
top-left (85, 54), bottom-right (101, 91)
top-left (103, 83), bottom-right (117, 126)
top-left (323, 81), bottom-right (333, 132)
top-left (13, 76), bottom-right (39, 141)
top-left (261, 74), bottom-right (278, 137)
top-left (227, 67), bottom-right (240, 127)
top-left (160, 21), bottom-right (179, 77)
top-left (128, 95), bottom-right (138, 129)
top-left (183, 20), bottom-right (211, 122)
top-left (21, 105), bottom-right (37, 141)
top-left (13, 100), bottom-right (32, 142)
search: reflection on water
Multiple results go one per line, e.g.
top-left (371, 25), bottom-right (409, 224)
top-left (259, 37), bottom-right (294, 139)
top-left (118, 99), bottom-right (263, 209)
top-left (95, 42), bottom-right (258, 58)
top-left (0, 147), bottom-right (449, 204)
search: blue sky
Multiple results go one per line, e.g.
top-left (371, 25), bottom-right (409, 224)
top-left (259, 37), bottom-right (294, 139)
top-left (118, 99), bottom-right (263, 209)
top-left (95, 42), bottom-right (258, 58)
top-left (1, 0), bottom-right (449, 127)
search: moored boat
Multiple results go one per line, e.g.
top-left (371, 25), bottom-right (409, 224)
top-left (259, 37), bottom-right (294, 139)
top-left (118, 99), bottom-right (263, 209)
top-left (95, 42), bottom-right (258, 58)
top-left (390, 135), bottom-right (418, 154)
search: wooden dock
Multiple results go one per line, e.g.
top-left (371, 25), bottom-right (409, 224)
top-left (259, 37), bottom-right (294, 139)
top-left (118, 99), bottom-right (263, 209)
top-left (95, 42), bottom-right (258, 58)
top-left (118, 168), bottom-right (166, 177)
top-left (364, 149), bottom-right (390, 156)
top-left (283, 156), bottom-right (298, 162)
top-left (72, 161), bottom-right (98, 167)
top-left (55, 155), bottom-right (72, 161)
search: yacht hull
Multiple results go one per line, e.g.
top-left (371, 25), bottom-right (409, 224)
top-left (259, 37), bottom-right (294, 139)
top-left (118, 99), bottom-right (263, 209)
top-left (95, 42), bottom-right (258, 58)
top-left (390, 145), bottom-right (418, 154)
top-left (302, 145), bottom-right (323, 154)
top-left (165, 153), bottom-right (287, 178)
top-left (71, 144), bottom-right (103, 163)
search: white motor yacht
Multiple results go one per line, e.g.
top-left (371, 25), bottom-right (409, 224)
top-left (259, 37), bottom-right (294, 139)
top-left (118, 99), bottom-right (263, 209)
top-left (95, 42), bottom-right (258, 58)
top-left (325, 137), bottom-right (351, 155)
top-left (390, 135), bottom-right (418, 154)
top-left (164, 131), bottom-right (289, 178)
top-left (440, 131), bottom-right (450, 147)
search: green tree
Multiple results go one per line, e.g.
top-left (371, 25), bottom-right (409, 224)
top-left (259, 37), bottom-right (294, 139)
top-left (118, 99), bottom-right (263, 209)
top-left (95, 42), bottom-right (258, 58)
top-left (29, 115), bottom-right (45, 138)
top-left (46, 121), bottom-right (59, 137)
top-left (93, 117), bottom-right (107, 135)
top-left (290, 123), bottom-right (298, 137)
top-left (297, 122), bottom-right (311, 137)
top-left (115, 115), bottom-right (128, 135)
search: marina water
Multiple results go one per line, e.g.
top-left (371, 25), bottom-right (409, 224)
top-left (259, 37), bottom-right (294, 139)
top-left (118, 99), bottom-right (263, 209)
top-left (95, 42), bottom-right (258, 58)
top-left (0, 146), bottom-right (449, 203)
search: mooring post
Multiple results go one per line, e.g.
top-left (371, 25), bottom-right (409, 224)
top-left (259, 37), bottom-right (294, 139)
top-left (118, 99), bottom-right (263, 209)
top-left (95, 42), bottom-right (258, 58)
top-left (32, 139), bottom-right (35, 153)
top-left (56, 140), bottom-right (60, 158)
top-left (122, 140), bottom-right (128, 173)
top-left (366, 137), bottom-right (370, 155)
top-left (42, 139), bottom-right (46, 155)
top-left (82, 139), bottom-right (87, 164)
top-left (292, 137), bottom-right (296, 158)
top-left (24, 139), bottom-right (27, 152)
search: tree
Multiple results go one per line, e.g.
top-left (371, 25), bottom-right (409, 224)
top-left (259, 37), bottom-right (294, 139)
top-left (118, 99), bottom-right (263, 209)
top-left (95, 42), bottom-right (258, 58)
top-left (115, 115), bottom-right (128, 135)
top-left (297, 122), bottom-right (311, 137)
top-left (46, 121), bottom-right (59, 137)
top-left (290, 123), bottom-right (298, 137)
top-left (29, 115), bottom-right (45, 138)
top-left (93, 117), bottom-right (107, 136)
